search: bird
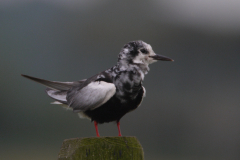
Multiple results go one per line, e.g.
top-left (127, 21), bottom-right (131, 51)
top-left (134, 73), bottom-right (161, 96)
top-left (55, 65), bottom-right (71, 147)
top-left (22, 40), bottom-right (173, 137)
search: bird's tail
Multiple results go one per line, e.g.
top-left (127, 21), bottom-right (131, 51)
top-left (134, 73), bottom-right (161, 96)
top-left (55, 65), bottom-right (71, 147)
top-left (21, 74), bottom-right (79, 105)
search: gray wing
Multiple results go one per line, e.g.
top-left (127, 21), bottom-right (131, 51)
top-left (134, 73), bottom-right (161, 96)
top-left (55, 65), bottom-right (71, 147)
top-left (21, 74), bottom-right (86, 90)
top-left (67, 74), bottom-right (116, 112)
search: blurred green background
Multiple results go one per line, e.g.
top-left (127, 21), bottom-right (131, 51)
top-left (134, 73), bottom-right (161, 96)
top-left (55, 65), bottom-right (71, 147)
top-left (1, 0), bottom-right (240, 160)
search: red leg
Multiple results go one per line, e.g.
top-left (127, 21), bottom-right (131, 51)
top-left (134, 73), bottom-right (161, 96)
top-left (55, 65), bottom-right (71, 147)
top-left (117, 121), bottom-right (122, 136)
top-left (94, 121), bottom-right (100, 137)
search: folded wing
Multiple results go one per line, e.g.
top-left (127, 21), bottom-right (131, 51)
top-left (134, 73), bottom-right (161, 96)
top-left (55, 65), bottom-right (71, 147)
top-left (67, 81), bottom-right (116, 112)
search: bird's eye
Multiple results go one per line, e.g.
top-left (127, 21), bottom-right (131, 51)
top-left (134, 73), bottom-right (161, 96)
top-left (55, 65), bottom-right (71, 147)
top-left (140, 49), bottom-right (148, 54)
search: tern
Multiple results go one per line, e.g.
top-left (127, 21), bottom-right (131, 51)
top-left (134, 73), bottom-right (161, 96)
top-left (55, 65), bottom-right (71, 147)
top-left (22, 40), bottom-right (173, 137)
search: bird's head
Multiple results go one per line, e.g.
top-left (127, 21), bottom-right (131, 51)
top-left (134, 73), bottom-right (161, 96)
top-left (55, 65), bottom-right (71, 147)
top-left (118, 40), bottom-right (173, 68)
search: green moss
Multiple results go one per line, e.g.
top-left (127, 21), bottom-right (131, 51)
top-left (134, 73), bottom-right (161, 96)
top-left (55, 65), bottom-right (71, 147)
top-left (58, 137), bottom-right (144, 160)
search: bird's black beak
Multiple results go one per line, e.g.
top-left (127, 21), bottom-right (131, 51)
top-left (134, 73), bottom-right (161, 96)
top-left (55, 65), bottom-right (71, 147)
top-left (149, 54), bottom-right (174, 61)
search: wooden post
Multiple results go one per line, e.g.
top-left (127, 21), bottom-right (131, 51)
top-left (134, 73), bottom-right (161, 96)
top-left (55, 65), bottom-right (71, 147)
top-left (58, 136), bottom-right (144, 160)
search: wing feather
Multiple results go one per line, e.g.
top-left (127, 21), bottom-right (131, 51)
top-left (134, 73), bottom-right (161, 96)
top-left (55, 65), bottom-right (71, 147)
top-left (21, 74), bottom-right (86, 91)
top-left (67, 81), bottom-right (116, 112)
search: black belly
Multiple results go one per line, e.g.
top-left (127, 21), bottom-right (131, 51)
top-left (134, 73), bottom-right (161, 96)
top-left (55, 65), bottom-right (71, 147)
top-left (84, 87), bottom-right (144, 124)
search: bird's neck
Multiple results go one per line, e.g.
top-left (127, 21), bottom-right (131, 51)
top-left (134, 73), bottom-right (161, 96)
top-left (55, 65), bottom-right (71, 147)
top-left (117, 60), bottom-right (150, 79)
top-left (118, 60), bottom-right (149, 72)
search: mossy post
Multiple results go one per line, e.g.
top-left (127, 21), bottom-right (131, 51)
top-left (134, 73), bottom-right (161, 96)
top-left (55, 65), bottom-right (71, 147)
top-left (58, 136), bottom-right (144, 160)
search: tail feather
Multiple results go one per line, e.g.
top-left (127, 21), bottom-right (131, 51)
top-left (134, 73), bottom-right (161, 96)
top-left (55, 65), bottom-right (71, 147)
top-left (21, 74), bottom-right (86, 104)
top-left (46, 88), bottom-right (68, 104)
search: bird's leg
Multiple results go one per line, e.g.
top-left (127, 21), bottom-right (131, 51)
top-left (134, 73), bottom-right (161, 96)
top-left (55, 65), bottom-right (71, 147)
top-left (117, 121), bottom-right (122, 136)
top-left (94, 121), bottom-right (100, 137)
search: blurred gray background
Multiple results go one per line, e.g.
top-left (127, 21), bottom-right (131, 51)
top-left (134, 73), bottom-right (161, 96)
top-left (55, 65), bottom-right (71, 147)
top-left (1, 0), bottom-right (240, 159)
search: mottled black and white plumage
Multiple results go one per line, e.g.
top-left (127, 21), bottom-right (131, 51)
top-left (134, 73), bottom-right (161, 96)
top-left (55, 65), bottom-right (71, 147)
top-left (22, 40), bottom-right (173, 137)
